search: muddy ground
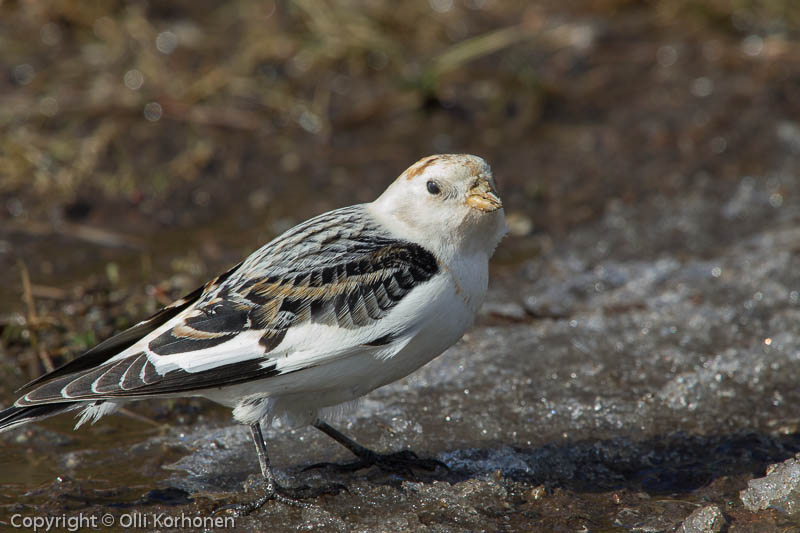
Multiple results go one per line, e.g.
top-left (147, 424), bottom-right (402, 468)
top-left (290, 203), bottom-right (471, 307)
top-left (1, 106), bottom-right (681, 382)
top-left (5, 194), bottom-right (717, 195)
top-left (2, 1), bottom-right (800, 531)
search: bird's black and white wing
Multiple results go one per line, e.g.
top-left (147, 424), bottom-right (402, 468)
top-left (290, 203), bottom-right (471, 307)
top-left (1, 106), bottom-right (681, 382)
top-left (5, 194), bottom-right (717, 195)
top-left (18, 262), bottom-right (242, 391)
top-left (14, 205), bottom-right (440, 409)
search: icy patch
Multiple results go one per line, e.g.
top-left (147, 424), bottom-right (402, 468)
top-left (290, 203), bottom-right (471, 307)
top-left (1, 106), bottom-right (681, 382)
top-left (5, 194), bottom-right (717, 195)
top-left (163, 425), bottom-right (256, 493)
top-left (741, 453), bottom-right (800, 516)
top-left (677, 504), bottom-right (725, 533)
top-left (440, 446), bottom-right (533, 479)
top-left (403, 477), bottom-right (507, 512)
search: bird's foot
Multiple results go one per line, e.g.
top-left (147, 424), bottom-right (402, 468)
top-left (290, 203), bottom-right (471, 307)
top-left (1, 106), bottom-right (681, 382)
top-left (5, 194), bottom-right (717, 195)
top-left (305, 449), bottom-right (448, 478)
top-left (213, 477), bottom-right (345, 516)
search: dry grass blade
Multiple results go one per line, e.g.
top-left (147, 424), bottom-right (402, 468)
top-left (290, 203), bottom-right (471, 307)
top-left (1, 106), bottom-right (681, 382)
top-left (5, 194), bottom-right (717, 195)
top-left (17, 260), bottom-right (55, 375)
top-left (430, 25), bottom-right (531, 77)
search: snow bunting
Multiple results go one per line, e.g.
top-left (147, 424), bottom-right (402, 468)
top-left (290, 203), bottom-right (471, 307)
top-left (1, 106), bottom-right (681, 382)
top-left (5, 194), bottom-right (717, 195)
top-left (0, 154), bottom-right (507, 512)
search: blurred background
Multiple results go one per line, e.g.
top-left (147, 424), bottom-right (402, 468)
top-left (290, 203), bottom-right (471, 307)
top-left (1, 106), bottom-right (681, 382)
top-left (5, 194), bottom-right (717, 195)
top-left (3, 0), bottom-right (799, 358)
top-left (2, 0), bottom-right (799, 345)
top-left (2, 0), bottom-right (800, 527)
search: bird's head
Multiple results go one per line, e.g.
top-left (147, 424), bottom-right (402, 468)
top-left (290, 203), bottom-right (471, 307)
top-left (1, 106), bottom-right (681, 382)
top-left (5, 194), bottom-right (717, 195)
top-left (369, 154), bottom-right (508, 260)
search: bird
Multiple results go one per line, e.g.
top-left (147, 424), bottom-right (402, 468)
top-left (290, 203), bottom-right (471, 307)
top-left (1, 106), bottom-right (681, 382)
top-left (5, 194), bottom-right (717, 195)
top-left (0, 154), bottom-right (507, 513)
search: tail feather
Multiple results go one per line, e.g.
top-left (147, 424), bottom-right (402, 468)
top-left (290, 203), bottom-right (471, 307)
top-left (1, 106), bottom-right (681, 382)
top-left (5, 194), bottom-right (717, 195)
top-left (0, 402), bottom-right (80, 433)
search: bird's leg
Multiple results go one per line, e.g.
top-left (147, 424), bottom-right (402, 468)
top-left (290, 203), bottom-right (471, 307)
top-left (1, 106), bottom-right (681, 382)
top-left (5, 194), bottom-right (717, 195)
top-left (305, 420), bottom-right (448, 477)
top-left (215, 423), bottom-right (342, 516)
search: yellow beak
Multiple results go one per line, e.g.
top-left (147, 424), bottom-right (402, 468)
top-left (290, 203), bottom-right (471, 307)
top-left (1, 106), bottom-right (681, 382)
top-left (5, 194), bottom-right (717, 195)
top-left (466, 179), bottom-right (502, 212)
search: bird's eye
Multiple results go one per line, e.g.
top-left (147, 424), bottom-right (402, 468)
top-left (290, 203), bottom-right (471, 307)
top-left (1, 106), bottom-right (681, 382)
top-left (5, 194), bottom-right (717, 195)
top-left (426, 180), bottom-right (441, 195)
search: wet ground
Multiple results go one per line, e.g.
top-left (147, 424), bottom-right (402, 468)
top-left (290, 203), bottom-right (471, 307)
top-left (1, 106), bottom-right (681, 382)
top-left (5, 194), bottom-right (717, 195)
top-left (2, 1), bottom-right (800, 531)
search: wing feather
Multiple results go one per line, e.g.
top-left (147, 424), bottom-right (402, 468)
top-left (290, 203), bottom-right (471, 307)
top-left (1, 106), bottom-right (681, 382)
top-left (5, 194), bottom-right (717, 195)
top-left (16, 350), bottom-right (281, 405)
top-left (16, 205), bottom-right (439, 406)
top-left (17, 262), bottom-right (242, 392)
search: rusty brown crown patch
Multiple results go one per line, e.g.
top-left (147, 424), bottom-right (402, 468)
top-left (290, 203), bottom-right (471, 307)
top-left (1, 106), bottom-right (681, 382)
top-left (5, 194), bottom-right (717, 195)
top-left (404, 156), bottom-right (440, 180)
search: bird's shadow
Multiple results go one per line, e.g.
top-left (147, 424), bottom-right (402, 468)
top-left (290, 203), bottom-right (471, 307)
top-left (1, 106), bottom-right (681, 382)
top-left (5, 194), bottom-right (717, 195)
top-left (170, 429), bottom-right (800, 498)
top-left (436, 430), bottom-right (800, 494)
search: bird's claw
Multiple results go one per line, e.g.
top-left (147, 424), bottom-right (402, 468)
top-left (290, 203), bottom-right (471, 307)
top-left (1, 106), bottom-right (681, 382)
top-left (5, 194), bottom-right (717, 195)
top-left (213, 479), bottom-right (345, 517)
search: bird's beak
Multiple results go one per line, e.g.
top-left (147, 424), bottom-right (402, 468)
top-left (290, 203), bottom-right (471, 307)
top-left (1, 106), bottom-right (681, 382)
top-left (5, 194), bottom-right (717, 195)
top-left (466, 178), bottom-right (502, 212)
